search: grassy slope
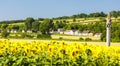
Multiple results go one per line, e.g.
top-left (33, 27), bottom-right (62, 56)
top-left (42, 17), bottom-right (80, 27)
top-left (53, 17), bottom-right (120, 23)
top-left (7, 16), bottom-right (120, 25)
top-left (51, 34), bottom-right (100, 40)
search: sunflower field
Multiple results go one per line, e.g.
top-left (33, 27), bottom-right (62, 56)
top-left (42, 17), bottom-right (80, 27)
top-left (0, 40), bottom-right (120, 66)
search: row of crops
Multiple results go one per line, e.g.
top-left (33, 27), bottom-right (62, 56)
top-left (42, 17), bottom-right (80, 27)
top-left (0, 40), bottom-right (120, 66)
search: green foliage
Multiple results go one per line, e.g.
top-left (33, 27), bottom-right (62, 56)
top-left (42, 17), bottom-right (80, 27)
top-left (0, 20), bottom-right (25, 24)
top-left (79, 37), bottom-right (84, 41)
top-left (32, 21), bottom-right (40, 32)
top-left (54, 11), bottom-right (107, 19)
top-left (85, 38), bottom-right (92, 41)
top-left (37, 34), bottom-right (51, 39)
top-left (89, 12), bottom-right (106, 17)
top-left (53, 21), bottom-right (66, 30)
top-left (110, 11), bottom-right (118, 18)
top-left (100, 30), bottom-right (106, 41)
top-left (20, 33), bottom-right (26, 38)
top-left (78, 13), bottom-right (88, 18)
top-left (25, 17), bottom-right (35, 30)
top-left (1, 29), bottom-right (9, 38)
top-left (12, 25), bottom-right (19, 30)
top-left (39, 18), bottom-right (53, 34)
top-left (18, 24), bottom-right (25, 31)
top-left (101, 22), bottom-right (120, 42)
top-left (38, 18), bottom-right (44, 21)
top-left (1, 24), bottom-right (8, 29)
top-left (0, 10), bottom-right (120, 41)
top-left (59, 37), bottom-right (63, 40)
top-left (7, 25), bottom-right (19, 31)
top-left (73, 18), bottom-right (76, 22)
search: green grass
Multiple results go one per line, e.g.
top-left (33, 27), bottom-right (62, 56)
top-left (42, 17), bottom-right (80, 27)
top-left (0, 38), bottom-right (119, 46)
top-left (53, 17), bottom-right (120, 24)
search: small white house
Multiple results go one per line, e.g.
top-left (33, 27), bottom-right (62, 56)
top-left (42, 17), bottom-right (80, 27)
top-left (81, 30), bottom-right (90, 36)
top-left (60, 31), bottom-right (64, 34)
top-left (75, 31), bottom-right (81, 35)
top-left (64, 30), bottom-right (75, 35)
top-left (7, 29), bottom-right (10, 33)
top-left (27, 30), bottom-right (32, 33)
top-left (50, 30), bottom-right (59, 34)
top-left (22, 30), bottom-right (25, 33)
top-left (10, 29), bottom-right (18, 33)
top-left (58, 28), bottom-right (63, 33)
top-left (94, 33), bottom-right (102, 37)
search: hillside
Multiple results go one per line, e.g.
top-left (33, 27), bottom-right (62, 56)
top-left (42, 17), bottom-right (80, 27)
top-left (53, 17), bottom-right (120, 24)
top-left (0, 11), bottom-right (120, 42)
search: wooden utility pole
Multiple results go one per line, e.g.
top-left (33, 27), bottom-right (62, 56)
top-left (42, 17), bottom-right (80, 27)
top-left (106, 13), bottom-right (111, 46)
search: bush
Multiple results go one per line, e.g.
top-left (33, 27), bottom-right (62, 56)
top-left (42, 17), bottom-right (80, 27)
top-left (25, 34), bottom-right (34, 38)
top-left (1, 29), bottom-right (9, 38)
top-left (20, 33), bottom-right (26, 38)
top-left (79, 37), bottom-right (84, 41)
top-left (37, 34), bottom-right (51, 39)
top-left (85, 38), bottom-right (92, 41)
top-left (112, 38), bottom-right (120, 42)
top-left (59, 37), bottom-right (63, 40)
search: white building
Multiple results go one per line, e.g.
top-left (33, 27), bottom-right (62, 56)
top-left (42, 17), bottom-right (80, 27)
top-left (27, 30), bottom-right (32, 33)
top-left (22, 30), bottom-right (25, 33)
top-left (75, 31), bottom-right (81, 35)
top-left (94, 33), bottom-right (102, 37)
top-left (81, 30), bottom-right (90, 36)
top-left (10, 29), bottom-right (18, 33)
top-left (64, 30), bottom-right (74, 35)
top-left (58, 28), bottom-right (63, 33)
top-left (50, 30), bottom-right (59, 34)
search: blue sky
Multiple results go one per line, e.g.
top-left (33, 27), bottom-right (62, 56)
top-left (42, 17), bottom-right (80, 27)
top-left (0, 0), bottom-right (120, 21)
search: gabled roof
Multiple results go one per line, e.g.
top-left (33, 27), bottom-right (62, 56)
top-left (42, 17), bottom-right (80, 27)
top-left (82, 30), bottom-right (90, 33)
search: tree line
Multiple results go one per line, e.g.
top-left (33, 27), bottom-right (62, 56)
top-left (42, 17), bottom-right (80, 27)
top-left (53, 10), bottom-right (120, 19)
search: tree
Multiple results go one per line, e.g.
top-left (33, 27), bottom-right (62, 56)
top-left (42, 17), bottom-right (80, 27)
top-left (19, 24), bottom-right (25, 31)
top-left (1, 24), bottom-right (8, 29)
top-left (53, 21), bottom-right (67, 31)
top-left (12, 25), bottom-right (19, 30)
top-left (7, 25), bottom-right (12, 30)
top-left (32, 21), bottom-right (40, 32)
top-left (110, 11), bottom-right (118, 22)
top-left (100, 12), bottom-right (106, 17)
top-left (7, 25), bottom-right (19, 31)
top-left (38, 18), bottom-right (44, 21)
top-left (1, 29), bottom-right (9, 38)
top-left (39, 18), bottom-right (53, 34)
top-left (79, 13), bottom-right (88, 18)
top-left (100, 30), bottom-right (106, 41)
top-left (25, 17), bottom-right (35, 30)
top-left (88, 12), bottom-right (106, 17)
top-left (73, 18), bottom-right (76, 22)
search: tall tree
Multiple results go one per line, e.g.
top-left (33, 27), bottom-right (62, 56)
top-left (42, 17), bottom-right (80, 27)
top-left (12, 25), bottom-right (19, 30)
top-left (73, 18), bottom-right (76, 22)
top-left (25, 17), bottom-right (35, 30)
top-left (39, 18), bottom-right (53, 34)
top-left (110, 11), bottom-right (118, 22)
top-left (32, 21), bottom-right (40, 32)
top-left (1, 24), bottom-right (8, 29)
